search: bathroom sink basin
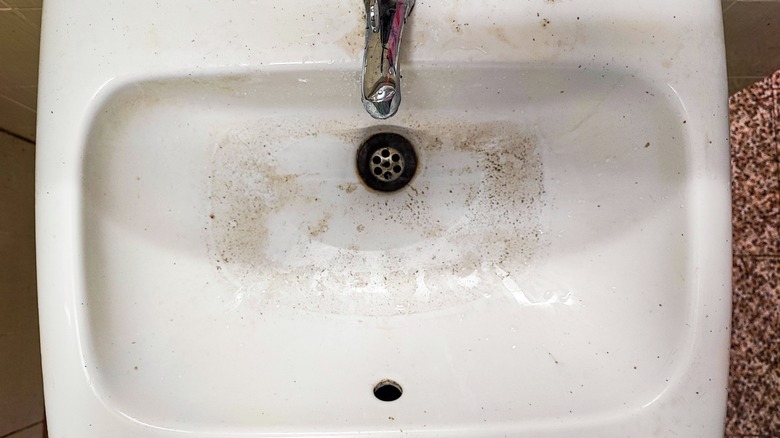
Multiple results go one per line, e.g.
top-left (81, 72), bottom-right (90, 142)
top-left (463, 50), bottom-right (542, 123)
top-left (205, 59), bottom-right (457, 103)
top-left (36, 1), bottom-right (732, 437)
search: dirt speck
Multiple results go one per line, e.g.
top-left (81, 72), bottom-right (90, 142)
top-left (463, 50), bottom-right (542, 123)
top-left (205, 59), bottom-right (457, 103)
top-left (452, 21), bottom-right (468, 34)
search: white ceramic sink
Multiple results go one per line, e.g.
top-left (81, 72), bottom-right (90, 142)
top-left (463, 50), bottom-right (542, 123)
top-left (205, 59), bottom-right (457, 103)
top-left (36, 1), bottom-right (732, 437)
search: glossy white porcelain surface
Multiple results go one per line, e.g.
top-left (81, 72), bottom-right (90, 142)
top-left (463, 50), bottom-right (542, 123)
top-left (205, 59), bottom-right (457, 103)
top-left (36, 1), bottom-right (732, 437)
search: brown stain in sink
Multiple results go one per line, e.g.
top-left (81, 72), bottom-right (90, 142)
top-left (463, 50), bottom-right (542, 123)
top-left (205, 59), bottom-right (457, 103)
top-left (487, 27), bottom-right (519, 49)
top-left (308, 212), bottom-right (332, 237)
top-left (338, 183), bottom-right (358, 193)
top-left (206, 115), bottom-right (545, 317)
top-left (336, 9), bottom-right (365, 56)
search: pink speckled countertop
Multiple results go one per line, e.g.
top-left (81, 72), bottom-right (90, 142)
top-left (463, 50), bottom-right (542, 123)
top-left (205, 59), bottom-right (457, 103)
top-left (727, 70), bottom-right (780, 436)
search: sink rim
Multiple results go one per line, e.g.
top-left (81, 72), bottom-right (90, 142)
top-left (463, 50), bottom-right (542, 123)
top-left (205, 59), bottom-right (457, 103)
top-left (36, 0), bottom-right (732, 436)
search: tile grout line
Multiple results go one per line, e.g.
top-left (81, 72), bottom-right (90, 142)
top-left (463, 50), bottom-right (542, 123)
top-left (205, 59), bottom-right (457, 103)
top-left (0, 421), bottom-right (43, 438)
top-left (0, 126), bottom-right (34, 145)
top-left (0, 93), bottom-right (37, 113)
top-left (9, 7), bottom-right (40, 31)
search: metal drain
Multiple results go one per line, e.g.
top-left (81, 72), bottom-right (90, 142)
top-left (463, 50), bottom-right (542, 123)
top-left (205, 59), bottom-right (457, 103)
top-left (370, 147), bottom-right (405, 182)
top-left (357, 132), bottom-right (417, 192)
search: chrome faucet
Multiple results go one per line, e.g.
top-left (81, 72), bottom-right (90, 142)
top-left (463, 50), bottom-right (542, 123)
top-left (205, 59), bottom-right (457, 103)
top-left (361, 0), bottom-right (415, 119)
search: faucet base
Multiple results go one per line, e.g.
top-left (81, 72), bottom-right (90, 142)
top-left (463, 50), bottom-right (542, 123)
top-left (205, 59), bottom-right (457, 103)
top-left (361, 0), bottom-right (415, 119)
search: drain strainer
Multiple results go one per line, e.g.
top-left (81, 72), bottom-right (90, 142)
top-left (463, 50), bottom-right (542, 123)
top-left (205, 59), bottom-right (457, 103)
top-left (357, 132), bottom-right (417, 192)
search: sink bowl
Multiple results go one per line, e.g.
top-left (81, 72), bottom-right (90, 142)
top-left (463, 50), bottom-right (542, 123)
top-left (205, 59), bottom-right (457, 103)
top-left (36, 1), bottom-right (732, 437)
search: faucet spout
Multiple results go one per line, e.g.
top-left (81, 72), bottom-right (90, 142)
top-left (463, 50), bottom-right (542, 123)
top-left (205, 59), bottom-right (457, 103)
top-left (361, 0), bottom-right (415, 119)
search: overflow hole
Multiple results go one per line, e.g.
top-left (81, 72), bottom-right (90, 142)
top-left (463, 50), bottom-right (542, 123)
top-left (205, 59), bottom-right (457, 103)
top-left (373, 379), bottom-right (403, 402)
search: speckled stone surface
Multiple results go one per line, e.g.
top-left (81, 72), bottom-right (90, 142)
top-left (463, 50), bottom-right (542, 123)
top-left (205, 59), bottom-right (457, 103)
top-left (728, 257), bottom-right (780, 436)
top-left (729, 72), bottom-right (780, 257)
top-left (727, 71), bottom-right (780, 437)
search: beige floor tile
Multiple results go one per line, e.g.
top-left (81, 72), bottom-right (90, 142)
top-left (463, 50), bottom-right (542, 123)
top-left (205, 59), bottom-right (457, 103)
top-left (723, 2), bottom-right (780, 78)
top-left (0, 131), bottom-right (43, 436)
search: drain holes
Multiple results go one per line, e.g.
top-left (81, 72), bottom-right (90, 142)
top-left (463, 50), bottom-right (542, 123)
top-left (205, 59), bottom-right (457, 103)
top-left (371, 147), bottom-right (404, 181)
top-left (373, 379), bottom-right (403, 402)
top-left (357, 132), bottom-right (418, 192)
